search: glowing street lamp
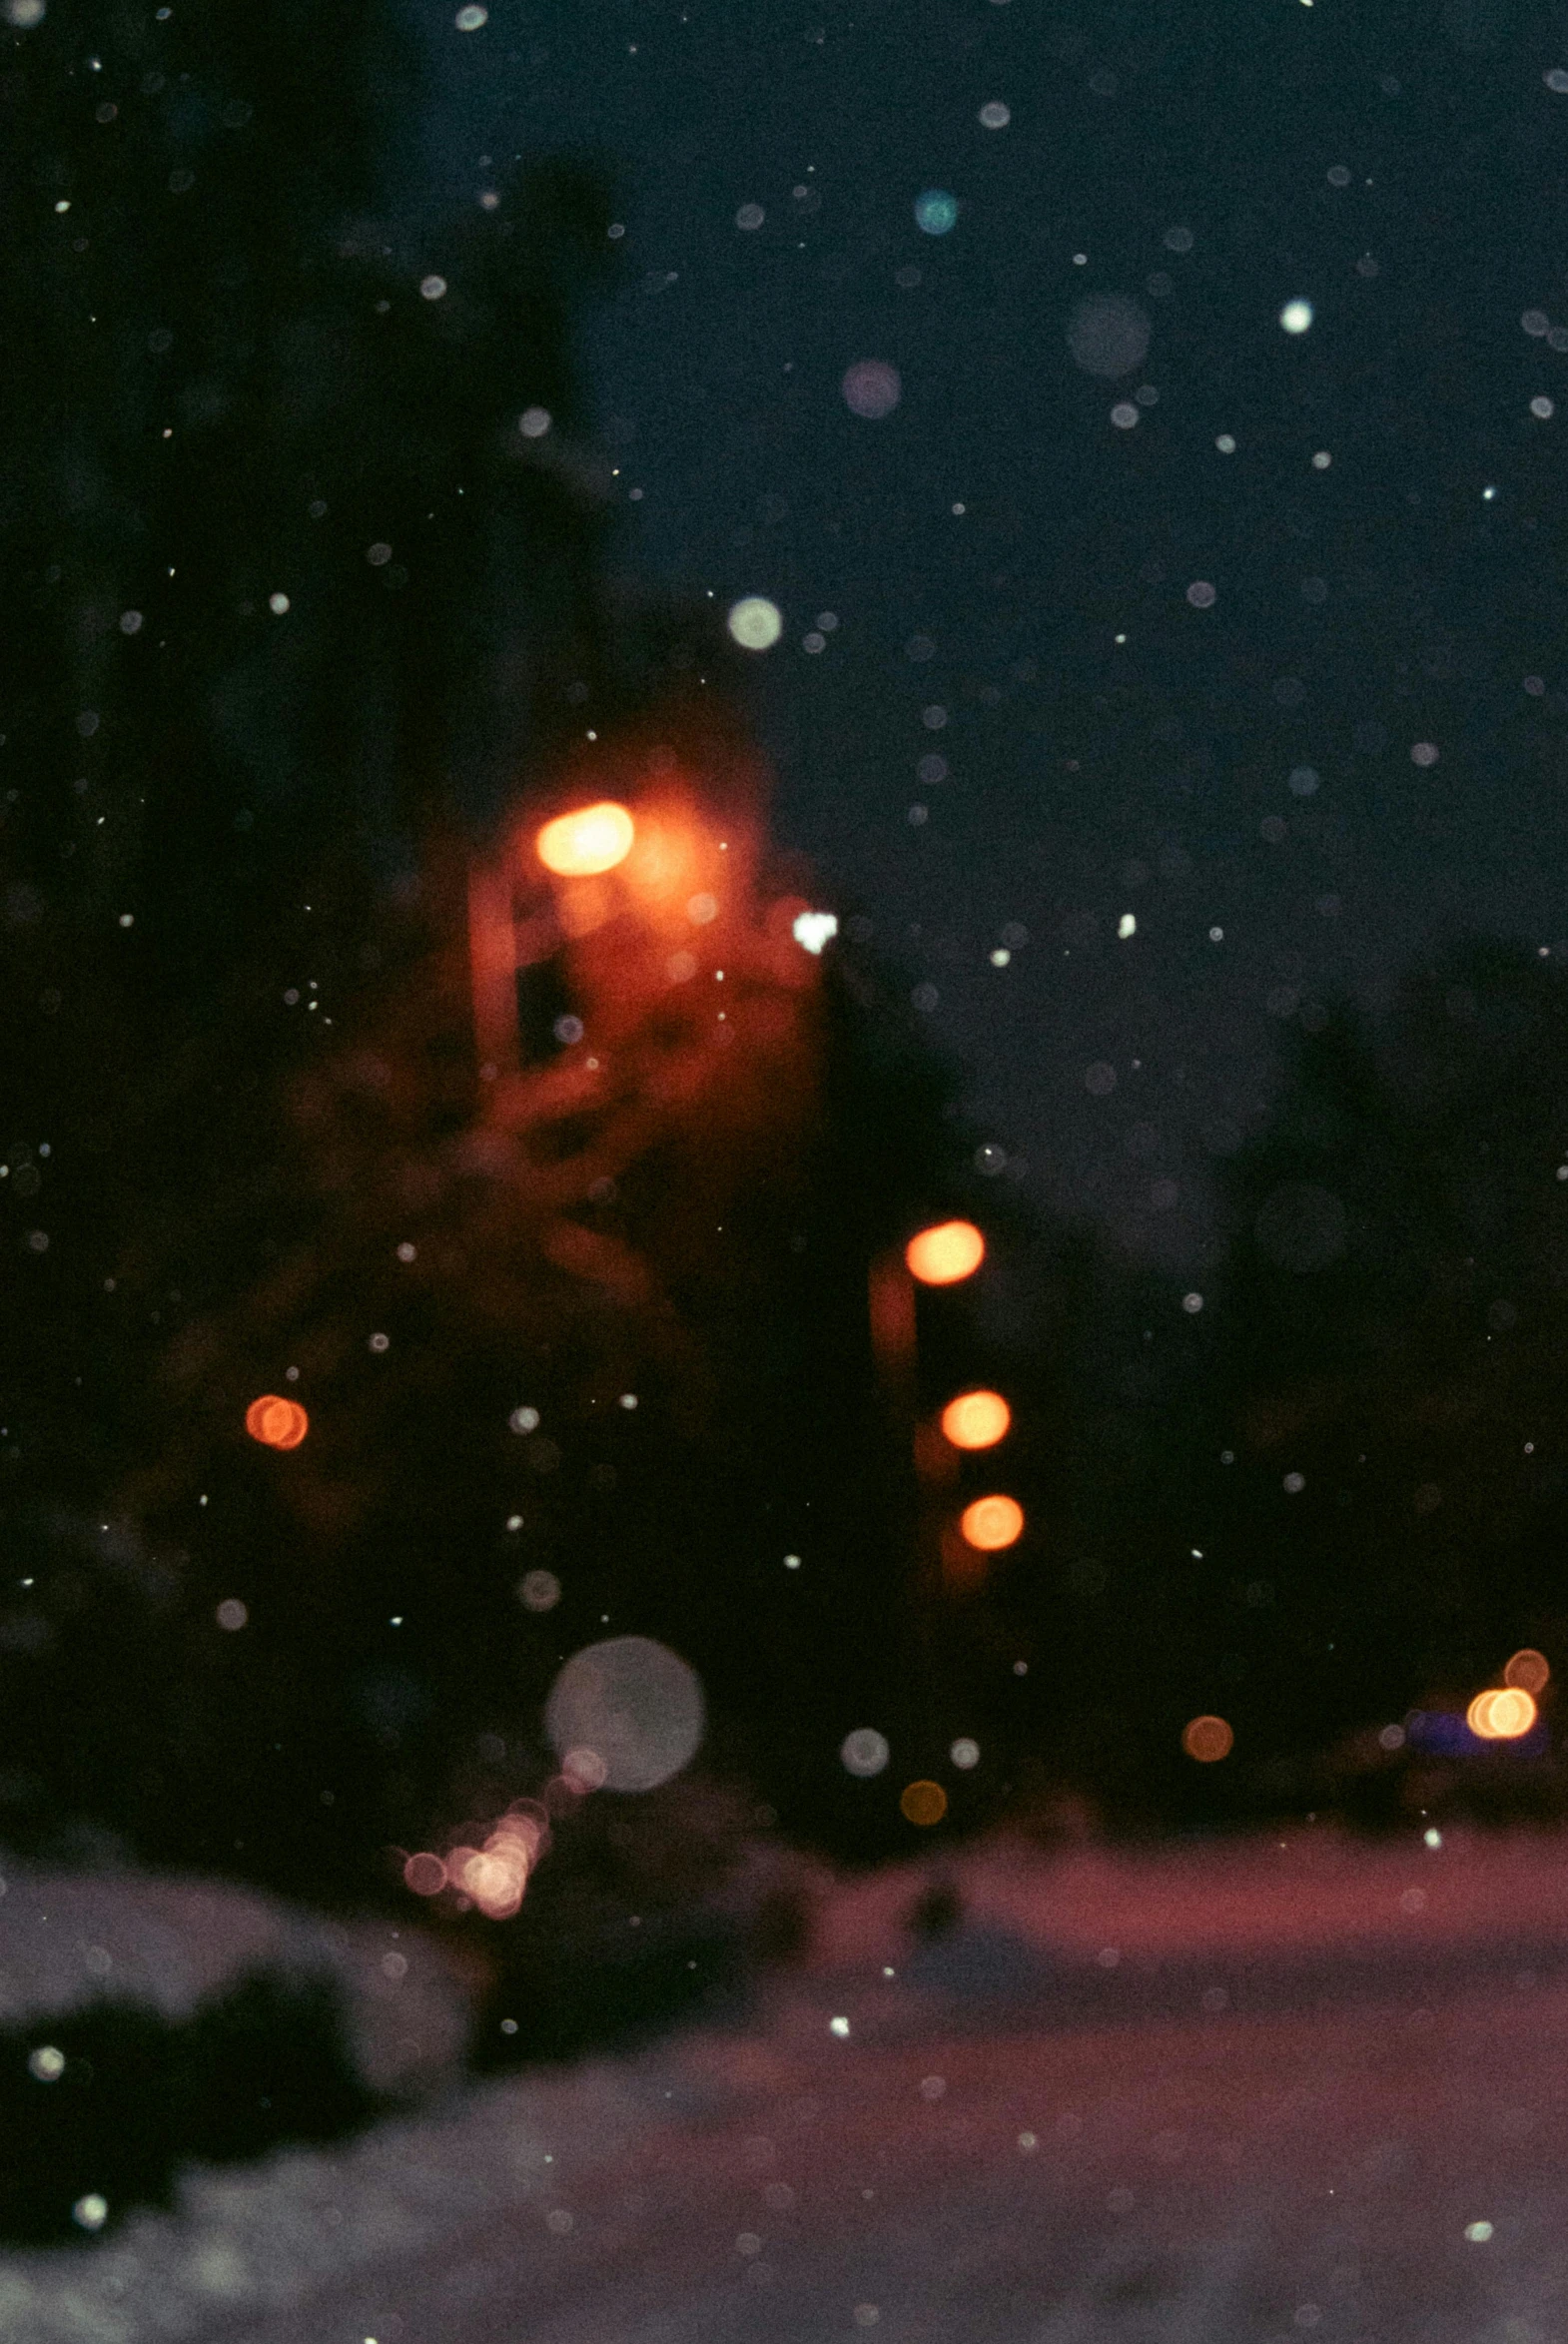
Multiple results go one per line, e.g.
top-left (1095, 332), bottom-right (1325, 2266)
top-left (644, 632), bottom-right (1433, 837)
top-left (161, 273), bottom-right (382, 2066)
top-left (1467, 1686), bottom-right (1538, 1740)
top-left (941, 1389), bottom-right (1011, 1450)
top-left (905, 1219), bottom-right (985, 1285)
top-left (959, 1493), bottom-right (1024, 1551)
top-left (245, 1394), bottom-right (309, 1450)
top-left (534, 800), bottom-right (635, 878)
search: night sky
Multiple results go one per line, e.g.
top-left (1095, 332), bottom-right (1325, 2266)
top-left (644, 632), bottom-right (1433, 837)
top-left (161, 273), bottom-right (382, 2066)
top-left (418, 0), bottom-right (1568, 1265)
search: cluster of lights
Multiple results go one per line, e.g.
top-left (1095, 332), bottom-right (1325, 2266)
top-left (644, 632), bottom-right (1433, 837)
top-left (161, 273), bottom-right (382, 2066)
top-left (1461, 1649), bottom-right (1551, 1742)
top-left (1467, 1687), bottom-right (1538, 1741)
top-left (1178, 1650), bottom-right (1552, 1772)
top-left (905, 1222), bottom-right (1027, 1557)
top-left (403, 1801), bottom-right (551, 1920)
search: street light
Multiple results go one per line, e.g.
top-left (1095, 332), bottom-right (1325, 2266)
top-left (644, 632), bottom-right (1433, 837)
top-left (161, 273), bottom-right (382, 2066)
top-left (245, 1394), bottom-right (309, 1450)
top-left (959, 1493), bottom-right (1024, 1551)
top-left (534, 800), bottom-right (636, 878)
top-left (941, 1389), bottom-right (1011, 1450)
top-left (905, 1219), bottom-right (985, 1285)
top-left (1467, 1687), bottom-right (1537, 1740)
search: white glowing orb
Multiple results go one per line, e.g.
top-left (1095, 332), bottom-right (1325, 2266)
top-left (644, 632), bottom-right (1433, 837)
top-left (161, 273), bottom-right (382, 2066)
top-left (841, 1727), bottom-right (890, 1777)
top-left (544, 1636), bottom-right (704, 1792)
top-left (1279, 299), bottom-right (1314, 335)
top-left (727, 596), bottom-right (783, 651)
top-left (792, 910), bottom-right (839, 955)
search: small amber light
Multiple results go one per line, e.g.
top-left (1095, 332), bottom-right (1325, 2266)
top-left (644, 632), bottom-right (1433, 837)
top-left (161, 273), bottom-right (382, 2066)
top-left (906, 1220), bottom-right (985, 1285)
top-left (941, 1389), bottom-right (1011, 1449)
top-left (1181, 1714), bottom-right (1233, 1763)
top-left (245, 1394), bottom-right (309, 1450)
top-left (1504, 1648), bottom-right (1550, 1696)
top-left (960, 1494), bottom-right (1024, 1551)
top-left (900, 1779), bottom-right (948, 1826)
top-left (535, 800), bottom-right (635, 878)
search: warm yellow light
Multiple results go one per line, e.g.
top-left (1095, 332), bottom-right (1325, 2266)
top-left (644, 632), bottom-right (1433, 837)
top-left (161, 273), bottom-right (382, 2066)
top-left (941, 1389), bottom-right (1011, 1449)
top-left (458, 1843), bottom-right (529, 1919)
top-left (1505, 1648), bottom-right (1551, 1696)
top-left (900, 1779), bottom-right (948, 1826)
top-left (535, 800), bottom-right (635, 878)
top-left (246, 1394), bottom-right (309, 1450)
top-left (1181, 1714), bottom-right (1233, 1763)
top-left (906, 1219), bottom-right (986, 1285)
top-left (1468, 1686), bottom-right (1537, 1741)
top-left (960, 1493), bottom-right (1024, 1551)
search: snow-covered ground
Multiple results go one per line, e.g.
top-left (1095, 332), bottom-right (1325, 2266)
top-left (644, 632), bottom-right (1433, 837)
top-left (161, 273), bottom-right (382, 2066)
top-left (7, 1827), bottom-right (1568, 2343)
top-left (0, 1864), bottom-right (471, 2099)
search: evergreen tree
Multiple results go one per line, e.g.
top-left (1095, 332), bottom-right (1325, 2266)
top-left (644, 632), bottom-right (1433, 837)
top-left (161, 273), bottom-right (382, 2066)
top-left (0, 3), bottom-right (1041, 1907)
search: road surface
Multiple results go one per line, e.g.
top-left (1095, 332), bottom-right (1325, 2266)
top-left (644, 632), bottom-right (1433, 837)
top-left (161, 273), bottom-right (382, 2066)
top-left (6, 1828), bottom-right (1568, 2343)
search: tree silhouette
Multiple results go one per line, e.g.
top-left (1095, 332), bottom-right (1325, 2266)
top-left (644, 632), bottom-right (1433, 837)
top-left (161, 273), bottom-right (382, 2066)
top-left (1184, 941), bottom-right (1568, 1812)
top-left (0, 6), bottom-right (1035, 1899)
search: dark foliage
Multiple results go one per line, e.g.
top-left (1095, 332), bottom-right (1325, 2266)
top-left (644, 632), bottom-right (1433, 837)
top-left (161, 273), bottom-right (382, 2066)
top-left (0, 0), bottom-right (1036, 1906)
top-left (0, 1969), bottom-right (376, 2245)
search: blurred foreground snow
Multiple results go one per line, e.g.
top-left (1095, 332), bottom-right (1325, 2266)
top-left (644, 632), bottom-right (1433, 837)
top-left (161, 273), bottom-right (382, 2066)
top-left (0, 1864), bottom-right (470, 2099)
top-left (8, 1828), bottom-right (1568, 2342)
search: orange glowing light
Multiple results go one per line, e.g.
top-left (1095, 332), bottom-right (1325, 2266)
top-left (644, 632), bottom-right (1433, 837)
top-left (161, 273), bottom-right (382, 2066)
top-left (906, 1219), bottom-right (986, 1285)
top-left (941, 1389), bottom-right (1012, 1450)
top-left (402, 1852), bottom-right (447, 1897)
top-left (1505, 1648), bottom-right (1551, 1696)
top-left (1181, 1714), bottom-right (1234, 1763)
top-left (245, 1394), bottom-right (309, 1450)
top-left (534, 800), bottom-right (635, 878)
top-left (900, 1779), bottom-right (949, 1826)
top-left (1468, 1686), bottom-right (1538, 1741)
top-left (960, 1494), bottom-right (1025, 1551)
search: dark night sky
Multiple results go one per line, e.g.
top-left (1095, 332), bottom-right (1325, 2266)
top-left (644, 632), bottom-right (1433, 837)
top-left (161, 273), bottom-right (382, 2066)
top-left (417, 0), bottom-right (1568, 1266)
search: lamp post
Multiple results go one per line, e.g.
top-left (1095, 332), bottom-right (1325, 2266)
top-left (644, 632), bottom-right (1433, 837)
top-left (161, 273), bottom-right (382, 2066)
top-left (870, 1221), bottom-right (1024, 1813)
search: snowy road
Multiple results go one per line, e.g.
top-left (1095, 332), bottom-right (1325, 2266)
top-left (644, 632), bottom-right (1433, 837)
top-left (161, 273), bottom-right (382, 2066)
top-left (8, 1830), bottom-right (1568, 2344)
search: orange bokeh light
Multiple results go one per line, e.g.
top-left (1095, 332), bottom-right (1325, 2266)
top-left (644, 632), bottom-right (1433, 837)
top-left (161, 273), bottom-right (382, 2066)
top-left (1181, 1714), bottom-right (1234, 1763)
top-left (1468, 1686), bottom-right (1538, 1741)
top-left (535, 800), bottom-right (635, 878)
top-left (941, 1389), bottom-right (1012, 1450)
top-left (960, 1494), bottom-right (1024, 1551)
top-left (906, 1219), bottom-right (986, 1285)
top-left (900, 1779), bottom-right (949, 1826)
top-left (245, 1394), bottom-right (309, 1450)
top-left (1504, 1648), bottom-right (1551, 1696)
top-left (402, 1852), bottom-right (447, 1897)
